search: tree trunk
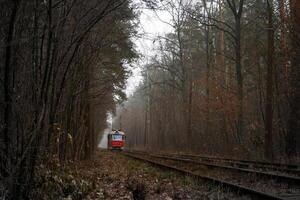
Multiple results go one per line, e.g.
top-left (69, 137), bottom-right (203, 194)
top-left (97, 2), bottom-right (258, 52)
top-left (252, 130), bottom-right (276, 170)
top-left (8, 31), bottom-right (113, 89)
top-left (286, 0), bottom-right (300, 158)
top-left (235, 16), bottom-right (244, 144)
top-left (2, 0), bottom-right (19, 178)
top-left (187, 80), bottom-right (193, 151)
top-left (226, 0), bottom-right (245, 144)
top-left (265, 0), bottom-right (274, 161)
top-left (205, 25), bottom-right (211, 138)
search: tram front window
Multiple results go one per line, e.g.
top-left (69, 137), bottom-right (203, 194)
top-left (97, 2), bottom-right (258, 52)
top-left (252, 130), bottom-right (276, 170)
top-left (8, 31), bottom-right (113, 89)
top-left (112, 135), bottom-right (122, 141)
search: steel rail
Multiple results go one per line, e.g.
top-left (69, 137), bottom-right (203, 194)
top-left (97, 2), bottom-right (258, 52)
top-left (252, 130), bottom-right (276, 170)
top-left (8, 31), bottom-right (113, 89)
top-left (167, 153), bottom-right (300, 171)
top-left (149, 154), bottom-right (300, 185)
top-left (128, 150), bottom-right (300, 175)
top-left (122, 152), bottom-right (286, 200)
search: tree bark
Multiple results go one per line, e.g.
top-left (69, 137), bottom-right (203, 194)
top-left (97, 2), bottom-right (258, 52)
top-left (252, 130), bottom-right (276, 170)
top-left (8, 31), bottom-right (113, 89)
top-left (286, 0), bottom-right (300, 158)
top-left (235, 15), bottom-right (244, 144)
top-left (265, 0), bottom-right (274, 161)
top-left (2, 0), bottom-right (19, 178)
top-left (226, 0), bottom-right (244, 144)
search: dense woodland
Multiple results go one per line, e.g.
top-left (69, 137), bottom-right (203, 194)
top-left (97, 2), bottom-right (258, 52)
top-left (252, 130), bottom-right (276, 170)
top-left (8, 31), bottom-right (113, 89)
top-left (0, 0), bottom-right (138, 199)
top-left (0, 0), bottom-right (299, 199)
top-left (116, 0), bottom-right (300, 162)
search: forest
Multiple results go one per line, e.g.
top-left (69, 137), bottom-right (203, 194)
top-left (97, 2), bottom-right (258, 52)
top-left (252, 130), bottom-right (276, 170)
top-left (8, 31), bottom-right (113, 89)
top-left (0, 0), bottom-right (299, 199)
top-left (0, 0), bottom-right (138, 198)
top-left (116, 0), bottom-right (299, 161)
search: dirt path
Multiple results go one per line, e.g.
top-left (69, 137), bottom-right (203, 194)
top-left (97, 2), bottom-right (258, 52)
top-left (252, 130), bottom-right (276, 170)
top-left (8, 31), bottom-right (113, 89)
top-left (32, 150), bottom-right (249, 200)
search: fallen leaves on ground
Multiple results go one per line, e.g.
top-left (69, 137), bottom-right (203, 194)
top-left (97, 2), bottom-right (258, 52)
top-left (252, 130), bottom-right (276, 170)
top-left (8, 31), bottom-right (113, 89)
top-left (31, 149), bottom-right (247, 200)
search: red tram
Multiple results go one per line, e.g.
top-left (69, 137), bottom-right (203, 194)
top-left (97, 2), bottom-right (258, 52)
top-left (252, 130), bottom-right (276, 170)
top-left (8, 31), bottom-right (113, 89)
top-left (107, 130), bottom-right (125, 150)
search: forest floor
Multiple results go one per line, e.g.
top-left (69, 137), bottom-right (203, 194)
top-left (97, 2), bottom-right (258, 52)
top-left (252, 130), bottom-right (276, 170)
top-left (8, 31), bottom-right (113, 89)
top-left (31, 149), bottom-right (250, 200)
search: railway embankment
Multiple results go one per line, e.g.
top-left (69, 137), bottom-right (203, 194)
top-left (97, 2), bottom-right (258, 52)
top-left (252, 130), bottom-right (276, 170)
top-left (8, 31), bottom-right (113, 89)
top-left (29, 149), bottom-right (251, 200)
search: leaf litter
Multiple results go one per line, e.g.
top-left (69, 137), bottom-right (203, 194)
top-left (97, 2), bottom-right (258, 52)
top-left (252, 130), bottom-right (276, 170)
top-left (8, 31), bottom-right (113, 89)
top-left (31, 149), bottom-right (250, 200)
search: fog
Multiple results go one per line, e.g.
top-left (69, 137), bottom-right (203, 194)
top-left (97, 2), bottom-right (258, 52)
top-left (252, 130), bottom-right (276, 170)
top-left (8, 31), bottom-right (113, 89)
top-left (98, 128), bottom-right (110, 149)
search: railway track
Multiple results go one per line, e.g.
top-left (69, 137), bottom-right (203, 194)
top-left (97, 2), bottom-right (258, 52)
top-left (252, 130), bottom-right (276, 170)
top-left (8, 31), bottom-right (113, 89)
top-left (130, 150), bottom-right (300, 177)
top-left (123, 151), bottom-right (300, 200)
top-left (164, 153), bottom-right (300, 176)
top-left (149, 154), bottom-right (300, 184)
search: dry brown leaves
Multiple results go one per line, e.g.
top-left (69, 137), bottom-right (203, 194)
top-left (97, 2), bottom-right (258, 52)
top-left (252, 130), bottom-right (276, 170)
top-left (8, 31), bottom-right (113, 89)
top-left (30, 150), bottom-right (245, 200)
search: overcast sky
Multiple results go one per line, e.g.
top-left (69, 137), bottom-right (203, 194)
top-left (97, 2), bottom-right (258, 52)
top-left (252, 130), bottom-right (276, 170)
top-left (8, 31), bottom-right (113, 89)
top-left (125, 5), bottom-right (173, 96)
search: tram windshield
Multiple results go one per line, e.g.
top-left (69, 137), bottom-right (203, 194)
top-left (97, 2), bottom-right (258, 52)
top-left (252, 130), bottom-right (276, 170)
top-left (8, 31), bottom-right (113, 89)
top-left (112, 134), bottom-right (123, 141)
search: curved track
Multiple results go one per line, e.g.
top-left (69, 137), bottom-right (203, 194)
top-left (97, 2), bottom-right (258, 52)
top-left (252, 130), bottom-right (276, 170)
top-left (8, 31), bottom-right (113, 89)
top-left (149, 154), bottom-right (300, 184)
top-left (164, 153), bottom-right (300, 176)
top-left (123, 151), bottom-right (300, 200)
